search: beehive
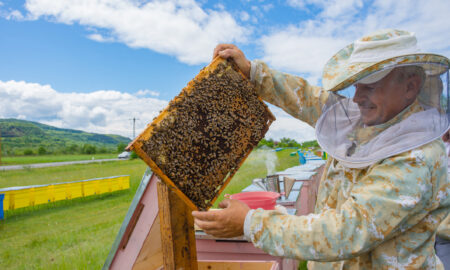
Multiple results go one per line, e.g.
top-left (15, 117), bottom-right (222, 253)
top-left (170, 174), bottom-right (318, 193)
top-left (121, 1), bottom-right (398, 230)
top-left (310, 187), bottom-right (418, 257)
top-left (128, 57), bottom-right (275, 210)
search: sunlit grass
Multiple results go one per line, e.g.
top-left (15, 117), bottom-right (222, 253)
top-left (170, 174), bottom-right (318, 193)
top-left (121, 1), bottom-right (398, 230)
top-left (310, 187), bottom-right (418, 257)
top-left (0, 154), bottom-right (118, 166)
top-left (0, 149), bottom-right (301, 269)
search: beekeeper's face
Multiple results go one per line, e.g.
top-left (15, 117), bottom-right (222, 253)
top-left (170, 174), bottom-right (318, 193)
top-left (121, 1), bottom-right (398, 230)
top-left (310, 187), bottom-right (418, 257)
top-left (353, 68), bottom-right (422, 126)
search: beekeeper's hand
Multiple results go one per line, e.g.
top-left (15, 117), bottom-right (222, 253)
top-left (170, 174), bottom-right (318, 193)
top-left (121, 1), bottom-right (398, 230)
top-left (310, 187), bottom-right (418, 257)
top-left (213, 44), bottom-right (251, 79)
top-left (192, 199), bottom-right (250, 238)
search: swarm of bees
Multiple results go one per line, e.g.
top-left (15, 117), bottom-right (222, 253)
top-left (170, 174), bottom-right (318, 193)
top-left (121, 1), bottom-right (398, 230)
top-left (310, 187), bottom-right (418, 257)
top-left (135, 58), bottom-right (274, 210)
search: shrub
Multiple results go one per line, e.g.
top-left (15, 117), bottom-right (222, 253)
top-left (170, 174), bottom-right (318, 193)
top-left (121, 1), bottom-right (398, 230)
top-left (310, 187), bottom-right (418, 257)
top-left (130, 151), bottom-right (138, 159)
top-left (82, 144), bottom-right (97, 154)
top-left (24, 149), bottom-right (34, 155)
top-left (117, 142), bottom-right (127, 153)
top-left (38, 146), bottom-right (47, 155)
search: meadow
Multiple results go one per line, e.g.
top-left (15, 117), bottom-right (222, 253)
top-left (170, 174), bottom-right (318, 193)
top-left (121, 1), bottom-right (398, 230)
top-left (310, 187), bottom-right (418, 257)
top-left (0, 149), bottom-right (301, 269)
top-left (0, 154), bottom-right (118, 166)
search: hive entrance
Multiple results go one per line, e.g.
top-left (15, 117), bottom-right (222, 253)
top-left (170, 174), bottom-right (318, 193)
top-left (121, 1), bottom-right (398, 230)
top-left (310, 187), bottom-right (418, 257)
top-left (129, 58), bottom-right (275, 210)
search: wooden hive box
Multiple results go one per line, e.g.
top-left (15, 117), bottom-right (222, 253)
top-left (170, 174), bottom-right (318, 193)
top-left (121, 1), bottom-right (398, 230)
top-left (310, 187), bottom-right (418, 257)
top-left (127, 57), bottom-right (275, 210)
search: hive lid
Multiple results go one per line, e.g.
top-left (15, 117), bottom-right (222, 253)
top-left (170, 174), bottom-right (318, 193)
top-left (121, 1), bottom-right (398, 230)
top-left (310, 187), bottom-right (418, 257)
top-left (128, 57), bottom-right (275, 210)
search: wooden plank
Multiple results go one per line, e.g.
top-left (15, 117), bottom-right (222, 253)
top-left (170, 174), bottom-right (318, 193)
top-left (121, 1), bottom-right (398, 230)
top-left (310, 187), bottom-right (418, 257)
top-left (283, 177), bottom-right (295, 199)
top-left (157, 181), bottom-right (198, 270)
top-left (197, 261), bottom-right (277, 270)
top-left (132, 214), bottom-right (163, 270)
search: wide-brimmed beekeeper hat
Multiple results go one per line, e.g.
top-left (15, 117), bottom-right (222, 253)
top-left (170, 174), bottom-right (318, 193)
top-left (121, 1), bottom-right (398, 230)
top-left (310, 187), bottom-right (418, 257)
top-left (315, 29), bottom-right (450, 168)
top-left (322, 29), bottom-right (449, 92)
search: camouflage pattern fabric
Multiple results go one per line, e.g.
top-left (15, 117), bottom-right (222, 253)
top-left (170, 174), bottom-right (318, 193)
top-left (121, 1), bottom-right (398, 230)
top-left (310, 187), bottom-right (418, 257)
top-left (245, 60), bottom-right (450, 269)
top-left (437, 214), bottom-right (450, 241)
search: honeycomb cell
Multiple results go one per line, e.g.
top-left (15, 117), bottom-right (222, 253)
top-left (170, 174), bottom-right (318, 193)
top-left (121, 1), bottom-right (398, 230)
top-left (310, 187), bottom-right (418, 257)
top-left (130, 58), bottom-right (275, 210)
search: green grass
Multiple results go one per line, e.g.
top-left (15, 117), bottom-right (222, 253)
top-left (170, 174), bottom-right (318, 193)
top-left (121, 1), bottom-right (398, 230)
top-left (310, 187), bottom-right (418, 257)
top-left (0, 160), bottom-right (147, 270)
top-left (0, 160), bottom-right (143, 189)
top-left (0, 149), bottom-right (301, 269)
top-left (0, 154), bottom-right (118, 166)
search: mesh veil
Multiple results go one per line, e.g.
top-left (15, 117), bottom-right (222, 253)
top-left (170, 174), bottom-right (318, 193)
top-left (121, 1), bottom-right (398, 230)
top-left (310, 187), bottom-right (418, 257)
top-left (315, 62), bottom-right (449, 168)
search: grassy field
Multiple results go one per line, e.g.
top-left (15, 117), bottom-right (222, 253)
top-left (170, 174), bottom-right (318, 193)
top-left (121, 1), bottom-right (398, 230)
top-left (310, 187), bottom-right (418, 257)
top-left (0, 149), bottom-right (301, 269)
top-left (0, 154), bottom-right (118, 166)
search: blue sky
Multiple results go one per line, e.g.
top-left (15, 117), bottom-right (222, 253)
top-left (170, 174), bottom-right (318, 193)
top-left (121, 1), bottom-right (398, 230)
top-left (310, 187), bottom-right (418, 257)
top-left (0, 0), bottom-right (449, 142)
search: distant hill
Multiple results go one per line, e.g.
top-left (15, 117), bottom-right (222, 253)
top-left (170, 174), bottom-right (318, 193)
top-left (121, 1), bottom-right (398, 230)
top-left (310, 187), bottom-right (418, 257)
top-left (0, 118), bottom-right (131, 155)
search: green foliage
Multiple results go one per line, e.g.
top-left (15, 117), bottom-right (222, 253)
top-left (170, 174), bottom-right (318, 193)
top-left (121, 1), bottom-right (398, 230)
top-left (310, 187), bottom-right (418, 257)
top-left (278, 137), bottom-right (301, 148)
top-left (130, 151), bottom-right (138, 159)
top-left (257, 138), bottom-right (274, 148)
top-left (98, 147), bottom-right (108, 154)
top-left (38, 146), bottom-right (47, 155)
top-left (300, 140), bottom-right (319, 149)
top-left (116, 142), bottom-right (128, 153)
top-left (23, 149), bottom-right (34, 155)
top-left (82, 144), bottom-right (97, 154)
top-left (67, 144), bottom-right (79, 153)
top-left (258, 137), bottom-right (304, 148)
top-left (0, 118), bottom-right (130, 156)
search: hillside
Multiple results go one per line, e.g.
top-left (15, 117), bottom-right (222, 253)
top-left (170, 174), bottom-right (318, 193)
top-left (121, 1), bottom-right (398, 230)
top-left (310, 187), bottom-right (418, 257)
top-left (0, 118), bottom-right (131, 155)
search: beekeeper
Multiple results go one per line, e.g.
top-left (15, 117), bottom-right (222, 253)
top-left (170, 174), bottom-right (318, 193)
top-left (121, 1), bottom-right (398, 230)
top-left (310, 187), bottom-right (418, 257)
top-left (192, 29), bottom-right (450, 269)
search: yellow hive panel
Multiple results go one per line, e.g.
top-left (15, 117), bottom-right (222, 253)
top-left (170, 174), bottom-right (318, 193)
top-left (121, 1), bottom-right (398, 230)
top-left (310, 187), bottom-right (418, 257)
top-left (33, 187), bottom-right (50, 205)
top-left (129, 57), bottom-right (275, 210)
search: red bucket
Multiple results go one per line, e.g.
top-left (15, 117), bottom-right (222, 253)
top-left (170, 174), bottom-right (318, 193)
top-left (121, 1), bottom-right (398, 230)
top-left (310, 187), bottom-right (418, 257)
top-left (228, 191), bottom-right (281, 210)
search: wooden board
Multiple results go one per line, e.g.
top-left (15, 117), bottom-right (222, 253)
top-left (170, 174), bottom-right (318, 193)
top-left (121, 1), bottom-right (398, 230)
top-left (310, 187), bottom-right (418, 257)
top-left (132, 215), bottom-right (163, 270)
top-left (198, 261), bottom-right (278, 270)
top-left (157, 181), bottom-right (198, 269)
top-left (127, 57), bottom-right (275, 211)
top-left (283, 177), bottom-right (295, 199)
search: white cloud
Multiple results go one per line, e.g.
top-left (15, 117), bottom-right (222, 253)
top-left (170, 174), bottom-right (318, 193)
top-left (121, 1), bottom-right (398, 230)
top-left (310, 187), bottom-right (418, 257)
top-left (287, 0), bottom-right (363, 17)
top-left (136, 89), bottom-right (160, 97)
top-left (260, 30), bottom-right (348, 82)
top-left (265, 105), bottom-right (316, 143)
top-left (0, 80), bottom-right (316, 143)
top-left (261, 4), bottom-right (274, 12)
top-left (240, 11), bottom-right (250, 22)
top-left (21, 0), bottom-right (248, 65)
top-left (0, 80), bottom-right (168, 138)
top-left (3, 9), bottom-right (25, 20)
top-left (261, 0), bottom-right (450, 82)
top-left (86, 33), bottom-right (115, 43)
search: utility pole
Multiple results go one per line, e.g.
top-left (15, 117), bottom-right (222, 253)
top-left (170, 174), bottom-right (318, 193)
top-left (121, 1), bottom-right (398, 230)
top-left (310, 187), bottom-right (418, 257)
top-left (129, 117), bottom-right (140, 139)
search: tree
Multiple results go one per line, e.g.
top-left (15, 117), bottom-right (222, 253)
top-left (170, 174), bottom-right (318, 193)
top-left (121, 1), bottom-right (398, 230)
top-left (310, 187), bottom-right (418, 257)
top-left (301, 140), bottom-right (319, 149)
top-left (67, 144), bottom-right (79, 154)
top-left (24, 149), bottom-right (34, 155)
top-left (117, 142), bottom-right (127, 153)
top-left (82, 144), bottom-right (97, 154)
top-left (130, 151), bottom-right (139, 159)
top-left (278, 137), bottom-right (301, 148)
top-left (257, 138), bottom-right (275, 148)
top-left (38, 145), bottom-right (47, 155)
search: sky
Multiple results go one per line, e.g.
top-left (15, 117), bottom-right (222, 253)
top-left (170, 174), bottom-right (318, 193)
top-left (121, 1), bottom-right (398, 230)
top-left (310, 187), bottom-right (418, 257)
top-left (0, 0), bottom-right (449, 142)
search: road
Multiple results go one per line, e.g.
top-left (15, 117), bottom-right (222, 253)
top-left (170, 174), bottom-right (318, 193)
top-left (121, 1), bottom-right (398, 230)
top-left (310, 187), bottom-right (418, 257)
top-left (0, 158), bottom-right (122, 171)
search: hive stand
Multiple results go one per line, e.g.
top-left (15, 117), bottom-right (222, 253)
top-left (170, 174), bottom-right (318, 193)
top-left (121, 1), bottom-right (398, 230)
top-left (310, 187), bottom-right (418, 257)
top-left (103, 169), bottom-right (197, 270)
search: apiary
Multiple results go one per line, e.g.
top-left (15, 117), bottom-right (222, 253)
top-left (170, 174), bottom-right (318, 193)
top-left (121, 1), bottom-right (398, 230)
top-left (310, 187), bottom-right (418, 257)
top-left (128, 57), bottom-right (275, 210)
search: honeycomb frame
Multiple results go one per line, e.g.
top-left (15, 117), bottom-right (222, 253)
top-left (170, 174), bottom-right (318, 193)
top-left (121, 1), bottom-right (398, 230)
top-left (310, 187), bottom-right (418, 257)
top-left (128, 57), bottom-right (275, 210)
